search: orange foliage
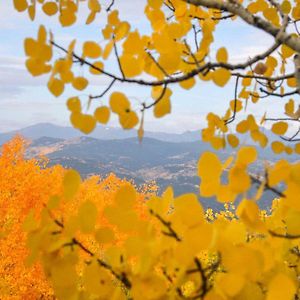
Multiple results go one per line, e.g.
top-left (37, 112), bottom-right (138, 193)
top-left (0, 136), bottom-right (157, 299)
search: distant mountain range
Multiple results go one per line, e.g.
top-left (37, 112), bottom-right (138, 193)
top-left (2, 123), bottom-right (297, 210)
top-left (0, 123), bottom-right (202, 144)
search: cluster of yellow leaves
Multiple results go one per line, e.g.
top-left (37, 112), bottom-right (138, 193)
top-left (24, 25), bottom-right (52, 77)
top-left (0, 136), bottom-right (156, 299)
top-left (198, 147), bottom-right (258, 203)
top-left (0, 136), bottom-right (63, 299)
top-left (23, 145), bottom-right (300, 300)
top-left (19, 0), bottom-right (300, 152)
top-left (20, 0), bottom-right (237, 137)
top-left (13, 0), bottom-right (102, 26)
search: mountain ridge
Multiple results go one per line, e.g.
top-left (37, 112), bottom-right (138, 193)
top-left (0, 123), bottom-right (202, 144)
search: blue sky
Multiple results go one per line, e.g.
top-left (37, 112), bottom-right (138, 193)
top-left (0, 0), bottom-right (283, 133)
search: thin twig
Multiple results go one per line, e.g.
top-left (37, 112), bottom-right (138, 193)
top-left (90, 78), bottom-right (117, 99)
top-left (113, 36), bottom-right (125, 79)
top-left (149, 209), bottom-right (181, 242)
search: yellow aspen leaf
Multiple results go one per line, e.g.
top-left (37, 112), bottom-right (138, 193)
top-left (247, 114), bottom-right (259, 130)
top-left (24, 38), bottom-right (36, 57)
top-left (236, 120), bottom-right (249, 133)
top-left (83, 261), bottom-right (112, 296)
top-left (50, 256), bottom-right (78, 296)
top-left (104, 206), bottom-right (139, 232)
top-left (251, 91), bottom-right (259, 103)
top-left (202, 127), bottom-right (214, 142)
top-left (67, 97), bottom-right (81, 112)
top-left (47, 195), bottom-right (60, 210)
top-left (230, 99), bottom-right (242, 112)
top-left (211, 136), bottom-right (225, 150)
top-left (83, 41), bottom-right (102, 59)
top-left (268, 159), bottom-right (290, 186)
top-left (102, 25), bottom-right (113, 40)
top-left (184, 223), bottom-right (213, 251)
top-left (38, 25), bottom-right (47, 44)
top-left (263, 7), bottom-right (279, 26)
top-left (115, 185), bottom-right (136, 209)
top-left (86, 11), bottom-right (96, 24)
top-left (42, 2), bottom-right (58, 16)
top-left (292, 6), bottom-right (300, 19)
top-left (108, 10), bottom-right (120, 26)
top-left (28, 5), bottom-right (35, 20)
top-left (174, 193), bottom-right (204, 227)
top-left (287, 77), bottom-right (297, 88)
top-left (285, 146), bottom-right (293, 155)
top-left (239, 87), bottom-right (250, 99)
top-left (119, 111), bottom-right (139, 129)
top-left (285, 99), bottom-right (294, 116)
top-left (246, 114), bottom-right (257, 130)
top-left (63, 169), bottom-right (81, 200)
top-left (266, 273), bottom-right (296, 300)
top-left (251, 130), bottom-right (268, 148)
top-left (247, 2), bottom-right (259, 14)
top-left (212, 68), bottom-right (231, 87)
top-left (123, 31), bottom-right (144, 55)
top-left (266, 56), bottom-right (277, 69)
top-left (94, 106), bottom-right (110, 124)
top-left (179, 77), bottom-right (196, 90)
top-left (229, 167), bottom-right (251, 193)
top-left (199, 180), bottom-right (217, 201)
top-left (198, 152), bottom-right (223, 178)
top-left (286, 209), bottom-right (300, 235)
top-left (95, 227), bottom-right (115, 244)
top-left (271, 121), bottom-right (288, 135)
top-left (216, 184), bottom-right (236, 203)
top-left (79, 114), bottom-right (97, 134)
top-left (109, 92), bottom-right (130, 114)
top-left (236, 199), bottom-right (265, 231)
top-left (281, 0), bottom-right (291, 14)
top-left (78, 200), bottom-right (98, 233)
top-left (89, 61), bottom-right (104, 75)
top-left (216, 47), bottom-right (228, 63)
top-left (72, 77), bottom-right (88, 91)
top-left (148, 0), bottom-right (163, 9)
top-left (114, 21), bottom-right (131, 41)
top-left (119, 55), bottom-right (143, 78)
top-left (154, 96), bottom-right (171, 118)
top-left (227, 134), bottom-right (239, 148)
top-left (13, 0), bottom-right (28, 12)
top-left (242, 72), bottom-right (252, 86)
top-left (47, 78), bottom-right (64, 97)
top-left (88, 0), bottom-right (101, 12)
top-left (216, 273), bottom-right (245, 297)
top-left (23, 211), bottom-right (38, 232)
top-left (271, 141), bottom-right (285, 154)
top-left (59, 10), bottom-right (76, 27)
top-left (174, 2), bottom-right (188, 19)
top-left (281, 44), bottom-right (294, 59)
top-left (147, 186), bottom-right (173, 216)
top-left (70, 112), bottom-right (82, 129)
top-left (237, 146), bottom-right (257, 165)
top-left (26, 58), bottom-right (51, 76)
top-left (61, 70), bottom-right (74, 83)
